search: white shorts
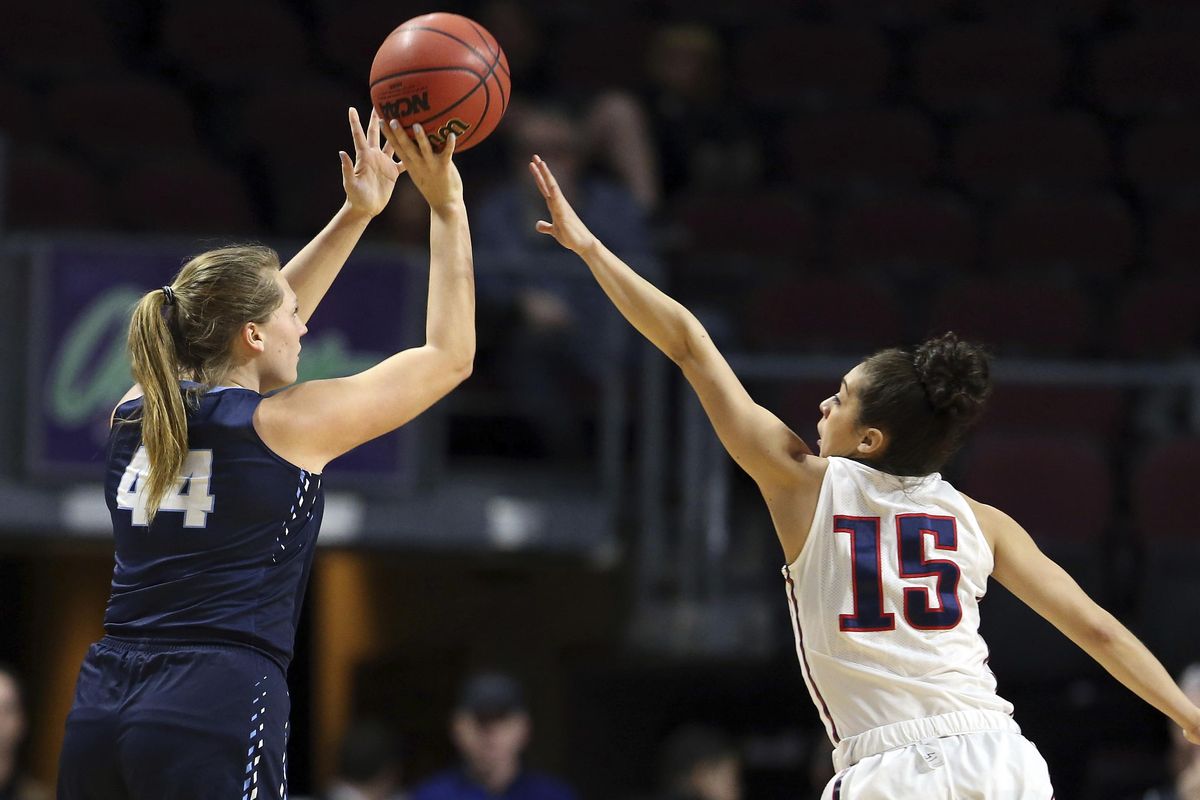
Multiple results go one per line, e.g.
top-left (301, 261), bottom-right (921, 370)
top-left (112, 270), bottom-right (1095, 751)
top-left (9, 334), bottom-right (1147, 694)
top-left (822, 710), bottom-right (1054, 799)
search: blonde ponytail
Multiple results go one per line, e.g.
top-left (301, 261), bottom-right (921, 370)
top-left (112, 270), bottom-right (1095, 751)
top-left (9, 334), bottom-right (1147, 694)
top-left (128, 288), bottom-right (189, 524)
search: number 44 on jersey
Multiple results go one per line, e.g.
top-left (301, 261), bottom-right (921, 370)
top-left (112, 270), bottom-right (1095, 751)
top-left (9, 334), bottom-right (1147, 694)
top-left (116, 446), bottom-right (215, 528)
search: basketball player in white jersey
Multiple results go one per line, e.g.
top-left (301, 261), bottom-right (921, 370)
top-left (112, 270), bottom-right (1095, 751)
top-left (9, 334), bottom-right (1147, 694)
top-left (525, 155), bottom-right (1200, 797)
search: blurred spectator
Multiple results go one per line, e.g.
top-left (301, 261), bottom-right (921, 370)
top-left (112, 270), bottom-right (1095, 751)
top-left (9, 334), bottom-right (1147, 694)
top-left (469, 102), bottom-right (647, 459)
top-left (411, 671), bottom-right (577, 800)
top-left (322, 718), bottom-right (406, 800)
top-left (657, 724), bottom-right (742, 800)
top-left (1134, 664), bottom-right (1200, 800)
top-left (0, 665), bottom-right (48, 800)
top-left (640, 23), bottom-right (763, 202)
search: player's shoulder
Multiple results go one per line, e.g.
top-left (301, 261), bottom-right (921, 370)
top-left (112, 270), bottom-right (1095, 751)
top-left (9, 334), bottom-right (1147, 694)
top-left (110, 384), bottom-right (145, 426)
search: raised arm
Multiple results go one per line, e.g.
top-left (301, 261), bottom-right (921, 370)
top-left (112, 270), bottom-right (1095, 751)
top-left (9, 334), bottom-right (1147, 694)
top-left (968, 496), bottom-right (1200, 745)
top-left (281, 107), bottom-right (402, 323)
top-left (257, 121), bottom-right (473, 472)
top-left (527, 155), bottom-right (819, 493)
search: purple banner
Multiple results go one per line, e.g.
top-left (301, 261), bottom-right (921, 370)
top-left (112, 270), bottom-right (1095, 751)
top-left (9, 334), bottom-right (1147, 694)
top-left (28, 242), bottom-right (421, 485)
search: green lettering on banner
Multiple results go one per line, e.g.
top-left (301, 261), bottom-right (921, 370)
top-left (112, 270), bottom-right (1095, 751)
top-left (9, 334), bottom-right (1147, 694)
top-left (296, 330), bottom-right (384, 382)
top-left (48, 288), bottom-right (388, 428)
top-left (48, 287), bottom-right (140, 427)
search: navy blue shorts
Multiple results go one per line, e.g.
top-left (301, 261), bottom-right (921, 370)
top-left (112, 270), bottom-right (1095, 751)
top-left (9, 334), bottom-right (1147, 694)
top-left (57, 636), bottom-right (291, 800)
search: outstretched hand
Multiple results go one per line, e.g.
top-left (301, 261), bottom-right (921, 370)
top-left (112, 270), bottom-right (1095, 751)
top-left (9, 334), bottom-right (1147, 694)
top-left (380, 118), bottom-right (463, 211)
top-left (341, 107), bottom-right (403, 218)
top-left (529, 154), bottom-right (597, 255)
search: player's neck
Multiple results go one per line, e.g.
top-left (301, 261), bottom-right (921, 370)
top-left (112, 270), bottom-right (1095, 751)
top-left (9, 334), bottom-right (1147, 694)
top-left (219, 365), bottom-right (261, 394)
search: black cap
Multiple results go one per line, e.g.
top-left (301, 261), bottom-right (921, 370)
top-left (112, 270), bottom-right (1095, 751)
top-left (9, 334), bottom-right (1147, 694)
top-left (456, 671), bottom-right (526, 719)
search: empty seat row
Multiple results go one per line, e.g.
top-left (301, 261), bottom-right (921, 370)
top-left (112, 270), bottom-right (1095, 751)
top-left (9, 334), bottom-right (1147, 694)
top-left (736, 275), bottom-right (1200, 357)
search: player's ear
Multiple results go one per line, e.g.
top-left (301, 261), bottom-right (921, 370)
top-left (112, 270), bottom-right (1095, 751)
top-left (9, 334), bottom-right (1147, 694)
top-left (239, 321), bottom-right (266, 354)
top-left (857, 426), bottom-right (886, 458)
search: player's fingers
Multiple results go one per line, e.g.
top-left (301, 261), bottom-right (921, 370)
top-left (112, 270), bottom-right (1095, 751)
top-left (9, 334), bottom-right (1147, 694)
top-left (382, 139), bottom-right (396, 159)
top-left (367, 107), bottom-right (381, 148)
top-left (535, 220), bottom-right (555, 235)
top-left (534, 156), bottom-right (561, 195)
top-left (339, 150), bottom-right (354, 182)
top-left (412, 122), bottom-right (435, 160)
top-left (387, 119), bottom-right (416, 161)
top-left (528, 161), bottom-right (551, 198)
top-left (348, 107), bottom-right (369, 155)
top-left (440, 132), bottom-right (457, 163)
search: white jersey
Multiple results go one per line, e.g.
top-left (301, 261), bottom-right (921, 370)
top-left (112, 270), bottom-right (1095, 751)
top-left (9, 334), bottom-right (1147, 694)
top-left (783, 457), bottom-right (1014, 747)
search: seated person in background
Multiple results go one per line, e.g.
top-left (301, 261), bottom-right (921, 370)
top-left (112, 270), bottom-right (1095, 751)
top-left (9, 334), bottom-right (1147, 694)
top-left (323, 718), bottom-right (406, 800)
top-left (469, 103), bottom-right (648, 459)
top-left (411, 671), bottom-right (577, 800)
top-left (657, 724), bottom-right (742, 800)
top-left (0, 664), bottom-right (49, 800)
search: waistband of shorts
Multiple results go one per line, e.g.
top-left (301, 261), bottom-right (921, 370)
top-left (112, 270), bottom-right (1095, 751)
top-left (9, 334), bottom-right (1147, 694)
top-left (98, 634), bottom-right (283, 668)
top-left (833, 709), bottom-right (1021, 770)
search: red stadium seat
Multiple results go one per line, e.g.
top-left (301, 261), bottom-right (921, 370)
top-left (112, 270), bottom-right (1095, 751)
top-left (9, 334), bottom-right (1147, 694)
top-left (160, 0), bottom-right (310, 86)
top-left (958, 432), bottom-right (1112, 541)
top-left (233, 79), bottom-right (355, 165)
top-left (1093, 31), bottom-right (1200, 115)
top-left (1127, 0), bottom-right (1200, 25)
top-left (1148, 202), bottom-right (1200, 274)
top-left (659, 0), bottom-right (801, 24)
top-left (830, 193), bottom-right (978, 272)
top-left (914, 26), bottom-right (1064, 115)
top-left (264, 164), bottom-right (349, 238)
top-left (782, 109), bottom-right (937, 189)
top-left (0, 79), bottom-right (42, 145)
top-left (113, 157), bottom-right (259, 234)
top-left (734, 25), bottom-right (891, 110)
top-left (953, 112), bottom-right (1111, 196)
top-left (968, 0), bottom-right (1111, 28)
top-left (6, 148), bottom-right (111, 230)
top-left (674, 191), bottom-right (816, 263)
top-left (548, 18), bottom-right (655, 93)
top-left (976, 385), bottom-right (1126, 443)
top-left (1125, 118), bottom-right (1200, 199)
top-left (1133, 439), bottom-right (1200, 538)
top-left (319, 0), bottom-right (413, 80)
top-left (0, 1), bottom-right (121, 77)
top-left (987, 193), bottom-right (1134, 280)
top-left (930, 278), bottom-right (1095, 356)
top-left (1114, 278), bottom-right (1200, 358)
top-left (741, 276), bottom-right (902, 353)
top-left (46, 77), bottom-right (199, 167)
top-left (827, 0), bottom-right (944, 29)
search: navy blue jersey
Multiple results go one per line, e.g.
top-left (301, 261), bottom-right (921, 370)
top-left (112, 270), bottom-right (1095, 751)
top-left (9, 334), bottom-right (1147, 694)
top-left (103, 386), bottom-right (323, 669)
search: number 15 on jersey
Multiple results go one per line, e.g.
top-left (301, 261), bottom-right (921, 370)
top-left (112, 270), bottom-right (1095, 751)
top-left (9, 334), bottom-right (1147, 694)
top-left (116, 446), bottom-right (215, 528)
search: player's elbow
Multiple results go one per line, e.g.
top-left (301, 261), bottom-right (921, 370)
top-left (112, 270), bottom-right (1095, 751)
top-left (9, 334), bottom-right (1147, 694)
top-left (1076, 607), bottom-right (1119, 651)
top-left (668, 316), bottom-right (707, 366)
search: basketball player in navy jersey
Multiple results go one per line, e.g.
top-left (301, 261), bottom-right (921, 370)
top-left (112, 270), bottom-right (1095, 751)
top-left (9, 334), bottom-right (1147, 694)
top-left (526, 155), bottom-right (1200, 797)
top-left (56, 111), bottom-right (472, 800)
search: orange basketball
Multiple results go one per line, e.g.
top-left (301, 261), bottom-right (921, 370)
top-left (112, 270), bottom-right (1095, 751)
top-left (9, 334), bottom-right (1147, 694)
top-left (369, 12), bottom-right (511, 153)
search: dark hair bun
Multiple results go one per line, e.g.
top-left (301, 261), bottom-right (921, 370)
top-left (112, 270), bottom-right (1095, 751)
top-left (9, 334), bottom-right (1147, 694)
top-left (912, 332), bottom-right (991, 422)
